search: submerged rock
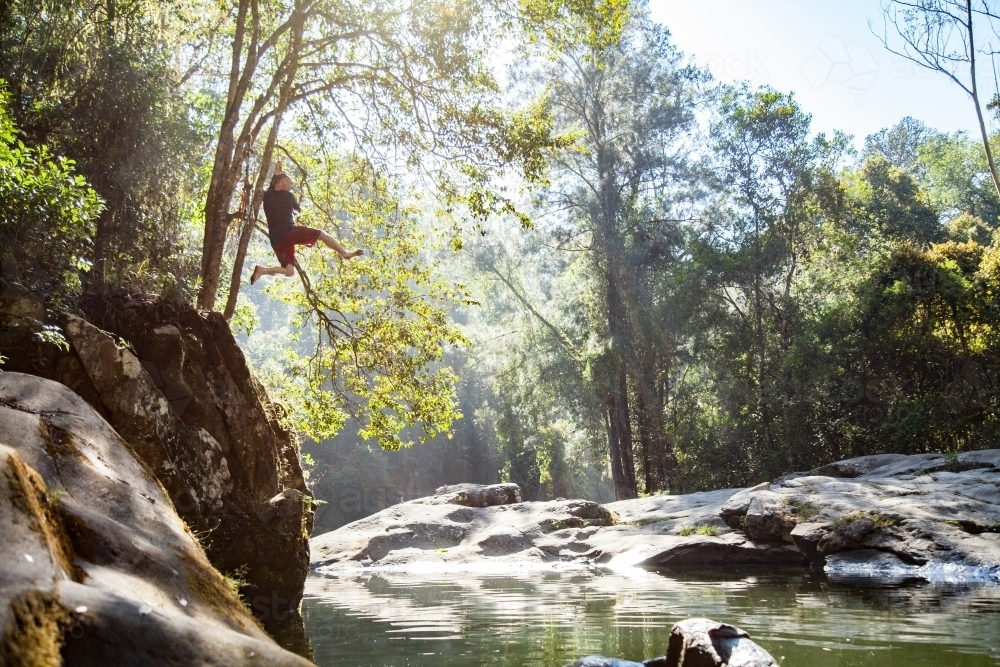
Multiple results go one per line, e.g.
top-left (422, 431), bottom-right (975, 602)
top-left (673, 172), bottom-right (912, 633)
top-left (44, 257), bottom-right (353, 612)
top-left (0, 373), bottom-right (311, 666)
top-left (665, 618), bottom-right (776, 667)
top-left (824, 549), bottom-right (1000, 583)
top-left (562, 618), bottom-right (775, 667)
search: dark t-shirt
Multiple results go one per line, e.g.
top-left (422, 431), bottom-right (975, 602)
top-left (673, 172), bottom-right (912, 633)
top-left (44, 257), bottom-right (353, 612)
top-left (262, 188), bottom-right (301, 246)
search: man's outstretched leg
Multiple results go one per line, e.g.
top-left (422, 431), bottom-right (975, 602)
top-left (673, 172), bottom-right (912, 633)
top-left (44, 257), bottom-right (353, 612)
top-left (318, 231), bottom-right (363, 260)
top-left (251, 228), bottom-right (362, 285)
top-left (250, 263), bottom-right (294, 285)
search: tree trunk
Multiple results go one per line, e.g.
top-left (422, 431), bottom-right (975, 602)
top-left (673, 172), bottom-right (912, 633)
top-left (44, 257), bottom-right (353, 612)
top-left (965, 0), bottom-right (1000, 200)
top-left (604, 399), bottom-right (627, 499)
top-left (603, 369), bottom-right (637, 500)
top-left (656, 360), bottom-right (674, 488)
top-left (636, 389), bottom-right (655, 493)
top-left (604, 392), bottom-right (636, 500)
top-left (616, 370), bottom-right (637, 495)
top-left (198, 1), bottom-right (305, 312)
top-left (221, 10), bottom-right (303, 319)
top-left (197, 0), bottom-right (254, 311)
top-left (198, 163), bottom-right (241, 311)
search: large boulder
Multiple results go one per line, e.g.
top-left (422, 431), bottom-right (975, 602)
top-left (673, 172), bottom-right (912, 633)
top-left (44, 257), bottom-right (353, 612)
top-left (0, 287), bottom-right (106, 419)
top-left (0, 372), bottom-right (312, 666)
top-left (809, 454), bottom-right (910, 478)
top-left (561, 619), bottom-right (775, 667)
top-left (311, 486), bottom-right (809, 572)
top-left (417, 483), bottom-right (523, 507)
top-left (719, 451), bottom-right (1000, 577)
top-left (742, 491), bottom-right (799, 542)
top-left (1, 291), bottom-right (312, 617)
top-left (665, 619), bottom-right (776, 667)
top-left (312, 497), bottom-right (617, 569)
top-left (62, 314), bottom-right (233, 531)
top-left (631, 535), bottom-right (809, 569)
top-left (719, 482), bottom-right (769, 529)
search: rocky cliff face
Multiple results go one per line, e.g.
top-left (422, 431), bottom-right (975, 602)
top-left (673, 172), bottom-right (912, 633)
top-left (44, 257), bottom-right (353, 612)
top-left (0, 372), bottom-right (312, 666)
top-left (0, 288), bottom-right (313, 617)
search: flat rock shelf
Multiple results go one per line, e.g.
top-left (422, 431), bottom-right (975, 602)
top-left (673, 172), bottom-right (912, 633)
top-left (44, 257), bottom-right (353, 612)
top-left (310, 451), bottom-right (1000, 581)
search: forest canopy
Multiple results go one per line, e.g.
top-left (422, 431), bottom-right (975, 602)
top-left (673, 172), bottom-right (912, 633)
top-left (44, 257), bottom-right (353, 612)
top-left (3, 0), bottom-right (1000, 531)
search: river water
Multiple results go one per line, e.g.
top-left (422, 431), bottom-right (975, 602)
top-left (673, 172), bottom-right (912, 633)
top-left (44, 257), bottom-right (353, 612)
top-left (299, 566), bottom-right (1000, 666)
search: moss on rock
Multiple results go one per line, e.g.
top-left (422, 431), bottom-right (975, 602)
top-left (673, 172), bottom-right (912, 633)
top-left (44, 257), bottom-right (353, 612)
top-left (0, 591), bottom-right (71, 667)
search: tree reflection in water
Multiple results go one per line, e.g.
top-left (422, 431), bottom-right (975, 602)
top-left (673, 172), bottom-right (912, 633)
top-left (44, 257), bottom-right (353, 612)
top-left (295, 567), bottom-right (1000, 667)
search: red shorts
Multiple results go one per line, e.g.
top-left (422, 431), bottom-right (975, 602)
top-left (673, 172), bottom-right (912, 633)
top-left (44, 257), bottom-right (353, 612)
top-left (271, 226), bottom-right (322, 268)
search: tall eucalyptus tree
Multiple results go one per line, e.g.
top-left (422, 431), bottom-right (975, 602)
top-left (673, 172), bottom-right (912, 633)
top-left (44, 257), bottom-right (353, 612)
top-left (703, 88), bottom-right (845, 474)
top-left (530, 11), bottom-right (708, 498)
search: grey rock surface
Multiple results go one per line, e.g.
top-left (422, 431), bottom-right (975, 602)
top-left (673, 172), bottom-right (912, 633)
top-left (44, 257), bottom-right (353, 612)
top-left (565, 658), bottom-right (670, 667)
top-left (312, 451), bottom-right (1000, 580)
top-left (810, 454), bottom-right (910, 478)
top-left (312, 497), bottom-right (617, 569)
top-left (562, 618), bottom-right (774, 667)
top-left (311, 485), bottom-right (810, 571)
top-left (0, 372), bottom-right (312, 666)
top-left (416, 482), bottom-right (523, 507)
top-left (63, 314), bottom-right (233, 531)
top-left (665, 618), bottom-right (776, 667)
top-left (0, 289), bottom-right (315, 616)
top-left (726, 450), bottom-right (1000, 577)
top-left (0, 289), bottom-right (108, 419)
top-left (74, 296), bottom-right (315, 612)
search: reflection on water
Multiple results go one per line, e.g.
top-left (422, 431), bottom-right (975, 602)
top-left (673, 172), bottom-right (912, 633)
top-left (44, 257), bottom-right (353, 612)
top-left (299, 567), bottom-right (1000, 667)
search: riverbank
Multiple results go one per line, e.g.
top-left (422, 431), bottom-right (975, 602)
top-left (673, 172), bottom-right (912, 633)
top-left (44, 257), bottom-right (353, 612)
top-left (311, 451), bottom-right (1000, 581)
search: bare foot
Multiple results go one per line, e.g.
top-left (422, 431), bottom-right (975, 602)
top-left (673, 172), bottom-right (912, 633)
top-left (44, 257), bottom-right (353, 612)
top-left (341, 249), bottom-right (364, 260)
top-left (250, 265), bottom-right (263, 285)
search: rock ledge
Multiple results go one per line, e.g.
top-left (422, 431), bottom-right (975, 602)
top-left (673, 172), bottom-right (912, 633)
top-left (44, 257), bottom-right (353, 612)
top-left (311, 451), bottom-right (1000, 582)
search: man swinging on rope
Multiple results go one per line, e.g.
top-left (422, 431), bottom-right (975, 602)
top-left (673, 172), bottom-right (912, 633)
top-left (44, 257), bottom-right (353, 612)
top-left (250, 164), bottom-right (363, 284)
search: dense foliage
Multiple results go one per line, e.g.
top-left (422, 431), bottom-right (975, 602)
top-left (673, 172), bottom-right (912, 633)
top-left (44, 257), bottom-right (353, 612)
top-left (0, 0), bottom-right (625, 448)
top-left (6, 0), bottom-right (1000, 527)
top-left (0, 83), bottom-right (102, 309)
top-left (1, 0), bottom-right (205, 296)
top-left (395, 10), bottom-right (1000, 502)
top-left (262, 155), bottom-right (470, 450)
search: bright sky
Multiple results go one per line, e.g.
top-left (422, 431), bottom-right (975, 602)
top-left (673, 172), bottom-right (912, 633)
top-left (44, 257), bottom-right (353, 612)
top-left (649, 0), bottom-right (985, 144)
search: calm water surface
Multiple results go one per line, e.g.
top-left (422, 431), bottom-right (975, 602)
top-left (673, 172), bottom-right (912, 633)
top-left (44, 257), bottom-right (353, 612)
top-left (299, 567), bottom-right (1000, 666)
